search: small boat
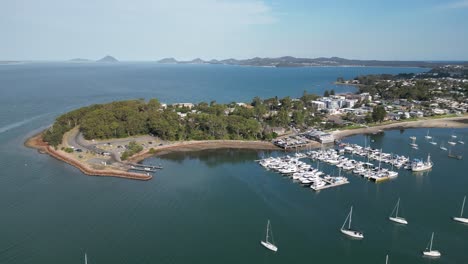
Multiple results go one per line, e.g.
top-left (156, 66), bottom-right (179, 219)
top-left (422, 232), bottom-right (441, 258)
top-left (389, 198), bottom-right (408, 225)
top-left (409, 137), bottom-right (418, 148)
top-left (448, 140), bottom-right (456, 146)
top-left (448, 149), bottom-right (463, 160)
top-left (429, 137), bottom-right (437, 145)
top-left (410, 136), bottom-right (416, 140)
top-left (411, 154), bottom-right (433, 172)
top-left (424, 130), bottom-right (432, 140)
top-left (340, 206), bottom-right (364, 239)
top-left (453, 195), bottom-right (468, 224)
top-left (260, 220), bottom-right (278, 252)
top-left (85, 253), bottom-right (88, 264)
top-left (385, 254), bottom-right (389, 264)
top-left (458, 140), bottom-right (465, 145)
top-left (440, 143), bottom-right (447, 151)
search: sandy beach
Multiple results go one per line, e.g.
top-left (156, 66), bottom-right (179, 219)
top-left (128, 140), bottom-right (281, 163)
top-left (332, 116), bottom-right (468, 140)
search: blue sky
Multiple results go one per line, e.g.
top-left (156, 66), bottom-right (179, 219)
top-left (1, 0), bottom-right (468, 61)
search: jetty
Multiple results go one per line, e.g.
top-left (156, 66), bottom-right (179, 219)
top-left (128, 163), bottom-right (163, 169)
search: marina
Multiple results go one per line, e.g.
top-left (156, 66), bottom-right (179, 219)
top-left (258, 154), bottom-right (349, 191)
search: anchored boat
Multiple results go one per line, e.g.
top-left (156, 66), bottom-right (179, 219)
top-left (422, 232), bottom-right (441, 258)
top-left (453, 196), bottom-right (468, 224)
top-left (389, 198), bottom-right (408, 225)
top-left (340, 206), bottom-right (364, 239)
top-left (260, 220), bottom-right (278, 252)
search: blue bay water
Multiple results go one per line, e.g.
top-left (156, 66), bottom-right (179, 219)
top-left (2, 63), bottom-right (467, 263)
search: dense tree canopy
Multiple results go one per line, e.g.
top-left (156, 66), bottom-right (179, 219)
top-left (44, 94), bottom-right (323, 146)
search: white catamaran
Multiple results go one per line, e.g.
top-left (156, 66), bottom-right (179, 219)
top-left (340, 206), bottom-right (364, 239)
top-left (389, 198), bottom-right (408, 225)
top-left (453, 195), bottom-right (468, 224)
top-left (422, 232), bottom-right (441, 258)
top-left (260, 220), bottom-right (278, 252)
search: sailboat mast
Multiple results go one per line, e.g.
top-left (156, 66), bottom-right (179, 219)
top-left (266, 220), bottom-right (270, 242)
top-left (349, 206), bottom-right (353, 230)
top-left (396, 198), bottom-right (400, 217)
top-left (461, 196), bottom-right (466, 217)
top-left (430, 232), bottom-right (434, 251)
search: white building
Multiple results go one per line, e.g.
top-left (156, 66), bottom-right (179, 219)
top-left (311, 100), bottom-right (326, 110)
top-left (173, 103), bottom-right (194, 109)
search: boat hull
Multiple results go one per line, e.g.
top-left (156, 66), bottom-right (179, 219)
top-left (412, 165), bottom-right (433, 172)
top-left (340, 229), bottom-right (364, 239)
top-left (453, 217), bottom-right (468, 224)
top-left (423, 250), bottom-right (441, 257)
top-left (389, 217), bottom-right (408, 225)
top-left (260, 241), bottom-right (278, 252)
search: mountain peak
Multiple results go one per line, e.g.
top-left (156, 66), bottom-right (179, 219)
top-left (97, 55), bottom-right (118, 63)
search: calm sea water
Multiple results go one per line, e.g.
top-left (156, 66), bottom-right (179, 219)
top-left (3, 63), bottom-right (467, 263)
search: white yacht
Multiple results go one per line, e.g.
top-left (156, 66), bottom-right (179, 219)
top-left (411, 154), bottom-right (433, 172)
top-left (84, 253), bottom-right (88, 264)
top-left (424, 130), bottom-right (432, 139)
top-left (422, 232), bottom-right (441, 258)
top-left (389, 198), bottom-right (408, 225)
top-left (429, 137), bottom-right (437, 145)
top-left (453, 195), bottom-right (468, 224)
top-left (260, 220), bottom-right (278, 252)
top-left (448, 140), bottom-right (456, 146)
top-left (340, 206), bottom-right (364, 239)
top-left (440, 143), bottom-right (447, 151)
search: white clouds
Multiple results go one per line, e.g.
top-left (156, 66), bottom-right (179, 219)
top-left (437, 0), bottom-right (468, 9)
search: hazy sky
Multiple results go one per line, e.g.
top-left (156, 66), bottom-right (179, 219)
top-left (2, 0), bottom-right (468, 61)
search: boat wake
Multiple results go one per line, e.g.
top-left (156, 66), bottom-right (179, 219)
top-left (0, 114), bottom-right (49, 134)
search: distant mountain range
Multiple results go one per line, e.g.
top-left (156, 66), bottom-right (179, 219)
top-left (157, 56), bottom-right (468, 68)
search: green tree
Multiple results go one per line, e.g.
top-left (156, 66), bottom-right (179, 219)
top-left (372, 106), bottom-right (387, 123)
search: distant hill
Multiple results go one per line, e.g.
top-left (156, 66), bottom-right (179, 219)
top-left (157, 58), bottom-right (178, 64)
top-left (97, 55), bottom-right (119, 63)
top-left (156, 56), bottom-right (468, 68)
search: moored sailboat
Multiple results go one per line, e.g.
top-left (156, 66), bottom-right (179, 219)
top-left (389, 198), bottom-right (408, 225)
top-left (440, 142), bottom-right (447, 151)
top-left (424, 130), bottom-right (432, 139)
top-left (453, 196), bottom-right (468, 224)
top-left (260, 219), bottom-right (278, 252)
top-left (340, 206), bottom-right (364, 239)
top-left (422, 232), bottom-right (441, 257)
